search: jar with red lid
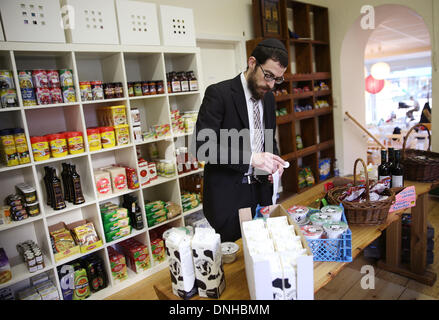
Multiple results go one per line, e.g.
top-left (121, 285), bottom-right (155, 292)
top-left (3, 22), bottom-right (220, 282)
top-left (103, 83), bottom-right (115, 99)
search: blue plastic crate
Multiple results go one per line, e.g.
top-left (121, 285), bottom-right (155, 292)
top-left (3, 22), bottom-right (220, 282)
top-left (305, 206), bottom-right (352, 262)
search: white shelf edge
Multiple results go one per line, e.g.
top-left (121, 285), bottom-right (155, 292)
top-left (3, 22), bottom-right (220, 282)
top-left (147, 214), bottom-right (183, 231)
top-left (141, 176), bottom-right (177, 190)
top-left (32, 152), bottom-right (88, 166)
top-left (168, 91), bottom-right (200, 97)
top-left (89, 143), bottom-right (134, 156)
top-left (44, 197), bottom-right (97, 218)
top-left (81, 98), bottom-right (128, 105)
top-left (23, 102), bottom-right (80, 110)
top-left (0, 107), bottom-right (22, 113)
top-left (129, 94), bottom-right (166, 101)
top-left (0, 162), bottom-right (34, 173)
top-left (183, 204), bottom-right (203, 217)
top-left (96, 188), bottom-right (141, 203)
top-left (135, 135), bottom-right (173, 146)
top-left (178, 168), bottom-right (204, 178)
top-left (0, 215), bottom-right (44, 233)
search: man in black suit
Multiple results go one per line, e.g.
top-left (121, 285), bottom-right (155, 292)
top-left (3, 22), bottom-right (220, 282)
top-left (194, 39), bottom-right (288, 242)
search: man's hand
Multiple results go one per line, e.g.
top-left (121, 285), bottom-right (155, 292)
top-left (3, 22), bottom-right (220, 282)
top-left (251, 152), bottom-right (286, 175)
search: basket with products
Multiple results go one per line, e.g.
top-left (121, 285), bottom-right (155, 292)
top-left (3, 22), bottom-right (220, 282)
top-left (327, 158), bottom-right (396, 226)
top-left (402, 123), bottom-right (439, 182)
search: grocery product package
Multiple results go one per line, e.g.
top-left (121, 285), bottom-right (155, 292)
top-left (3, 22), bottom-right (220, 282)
top-left (191, 228), bottom-right (226, 298)
top-left (164, 228), bottom-right (198, 299)
top-left (239, 205), bottom-right (314, 300)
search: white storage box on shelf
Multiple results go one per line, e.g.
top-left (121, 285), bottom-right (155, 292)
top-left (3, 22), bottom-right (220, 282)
top-left (115, 0), bottom-right (160, 46)
top-left (61, 0), bottom-right (119, 45)
top-left (159, 5), bottom-right (196, 47)
top-left (0, 0), bottom-right (65, 43)
top-left (239, 205), bottom-right (314, 300)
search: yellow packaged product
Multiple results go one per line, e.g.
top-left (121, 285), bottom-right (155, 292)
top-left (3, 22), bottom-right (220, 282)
top-left (98, 106), bottom-right (127, 126)
top-left (114, 124), bottom-right (130, 146)
top-left (99, 127), bottom-right (116, 149)
top-left (87, 128), bottom-right (101, 152)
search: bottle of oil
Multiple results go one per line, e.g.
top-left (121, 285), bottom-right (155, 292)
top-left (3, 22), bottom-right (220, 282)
top-left (70, 164), bottom-right (85, 205)
top-left (61, 163), bottom-right (71, 203)
top-left (50, 167), bottom-right (66, 210)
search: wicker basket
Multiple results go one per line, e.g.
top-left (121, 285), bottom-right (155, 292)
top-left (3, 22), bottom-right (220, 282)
top-left (327, 158), bottom-right (395, 226)
top-left (402, 124), bottom-right (439, 182)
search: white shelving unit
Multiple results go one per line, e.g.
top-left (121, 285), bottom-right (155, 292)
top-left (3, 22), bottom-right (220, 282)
top-left (0, 41), bottom-right (205, 300)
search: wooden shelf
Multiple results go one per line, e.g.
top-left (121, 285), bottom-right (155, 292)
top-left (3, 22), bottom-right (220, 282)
top-left (276, 113), bottom-right (293, 124)
top-left (297, 145), bottom-right (318, 158)
top-left (295, 109), bottom-right (315, 120)
top-left (292, 91), bottom-right (314, 99)
top-left (274, 94), bottom-right (292, 102)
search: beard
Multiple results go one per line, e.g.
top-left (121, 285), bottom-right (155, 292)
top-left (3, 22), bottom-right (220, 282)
top-left (247, 69), bottom-right (271, 100)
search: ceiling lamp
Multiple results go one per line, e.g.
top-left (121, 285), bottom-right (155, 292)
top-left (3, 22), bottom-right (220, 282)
top-left (371, 62), bottom-right (391, 80)
top-left (365, 75), bottom-right (385, 94)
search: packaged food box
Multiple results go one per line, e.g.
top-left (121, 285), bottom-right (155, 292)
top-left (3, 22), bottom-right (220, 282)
top-left (191, 228), bottom-right (226, 299)
top-left (101, 207), bottom-right (128, 224)
top-left (104, 217), bottom-right (130, 233)
top-left (108, 246), bottom-right (128, 283)
top-left (105, 226), bottom-right (131, 242)
top-left (48, 222), bottom-right (80, 262)
top-left (117, 239), bottom-right (150, 273)
top-left (94, 170), bottom-right (112, 197)
top-left (151, 238), bottom-right (166, 263)
top-left (147, 215), bottom-right (167, 228)
top-left (65, 220), bottom-right (103, 254)
top-left (17, 287), bottom-right (41, 300)
top-left (138, 158), bottom-right (150, 186)
top-left (104, 166), bottom-right (128, 193)
top-left (238, 205), bottom-right (314, 300)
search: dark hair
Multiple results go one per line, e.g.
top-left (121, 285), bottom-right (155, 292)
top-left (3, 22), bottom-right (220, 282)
top-left (250, 39), bottom-right (288, 68)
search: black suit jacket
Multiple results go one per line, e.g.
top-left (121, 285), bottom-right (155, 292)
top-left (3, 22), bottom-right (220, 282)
top-left (195, 74), bottom-right (280, 240)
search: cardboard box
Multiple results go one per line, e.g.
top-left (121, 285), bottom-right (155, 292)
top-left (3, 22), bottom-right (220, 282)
top-left (239, 205), bottom-right (314, 300)
top-left (108, 247), bottom-right (128, 283)
top-left (48, 222), bottom-right (80, 262)
top-left (65, 220), bottom-right (103, 254)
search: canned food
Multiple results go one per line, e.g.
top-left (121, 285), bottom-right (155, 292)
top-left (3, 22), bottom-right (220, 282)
top-left (104, 82), bottom-right (115, 99)
top-left (32, 70), bottom-right (48, 88)
top-left (25, 202), bottom-right (40, 217)
top-left (79, 81), bottom-right (92, 101)
top-left (13, 128), bottom-right (30, 164)
top-left (0, 70), bottom-right (14, 89)
top-left (50, 87), bottom-right (63, 104)
top-left (21, 88), bottom-right (37, 106)
top-left (31, 136), bottom-right (50, 161)
top-left (35, 87), bottom-right (51, 105)
top-left (91, 81), bottom-right (104, 100)
top-left (18, 71), bottom-right (33, 89)
top-left (0, 89), bottom-right (18, 108)
top-left (62, 86), bottom-right (76, 103)
top-left (65, 131), bottom-right (84, 154)
top-left (59, 69), bottom-right (74, 87)
top-left (47, 70), bottom-right (60, 88)
top-left (47, 133), bottom-right (68, 158)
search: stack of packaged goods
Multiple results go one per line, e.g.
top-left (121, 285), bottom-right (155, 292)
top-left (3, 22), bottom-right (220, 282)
top-left (100, 202), bottom-right (131, 243)
top-left (315, 100), bottom-right (329, 109)
top-left (298, 167), bottom-right (315, 189)
top-left (16, 240), bottom-right (45, 273)
top-left (117, 238), bottom-right (151, 274)
top-left (145, 200), bottom-right (182, 228)
top-left (130, 108), bottom-right (142, 143)
top-left (19, 69), bottom-right (75, 106)
top-left (94, 164), bottom-right (139, 198)
top-left (145, 143), bottom-right (176, 179)
top-left (49, 224), bottom-right (78, 261)
top-left (150, 235), bottom-right (166, 264)
top-left (138, 157), bottom-right (157, 186)
top-left (0, 128), bottom-right (30, 167)
top-left (0, 70), bottom-right (18, 108)
top-left (16, 273), bottom-right (59, 300)
top-left (182, 111), bottom-right (198, 134)
top-left (108, 246), bottom-right (128, 283)
top-left (58, 254), bottom-right (107, 300)
top-left (181, 192), bottom-right (201, 213)
top-left (0, 248), bottom-right (11, 284)
top-left (3, 183), bottom-right (40, 223)
top-left (171, 109), bottom-right (185, 135)
top-left (31, 131), bottom-right (85, 162)
top-left (80, 81), bottom-right (124, 101)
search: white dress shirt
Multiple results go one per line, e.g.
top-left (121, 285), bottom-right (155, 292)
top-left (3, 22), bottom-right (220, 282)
top-left (240, 72), bottom-right (264, 175)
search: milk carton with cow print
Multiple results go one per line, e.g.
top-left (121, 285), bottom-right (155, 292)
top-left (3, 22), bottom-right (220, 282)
top-left (165, 229), bottom-right (198, 299)
top-left (191, 228), bottom-right (226, 298)
top-left (239, 205), bottom-right (314, 300)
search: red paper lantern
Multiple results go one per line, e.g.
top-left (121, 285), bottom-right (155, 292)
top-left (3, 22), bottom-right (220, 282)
top-left (365, 75), bottom-right (385, 94)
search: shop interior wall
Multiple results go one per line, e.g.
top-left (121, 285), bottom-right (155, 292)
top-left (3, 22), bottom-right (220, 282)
top-left (326, 0), bottom-right (438, 175)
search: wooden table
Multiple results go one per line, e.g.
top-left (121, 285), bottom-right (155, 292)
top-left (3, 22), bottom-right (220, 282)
top-left (153, 178), bottom-right (438, 300)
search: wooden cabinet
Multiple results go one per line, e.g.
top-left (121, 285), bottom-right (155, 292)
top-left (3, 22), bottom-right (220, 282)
top-left (248, 0), bottom-right (335, 199)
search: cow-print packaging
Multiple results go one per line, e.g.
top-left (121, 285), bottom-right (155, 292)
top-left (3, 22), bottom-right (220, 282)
top-left (165, 230), bottom-right (198, 299)
top-left (191, 228), bottom-right (226, 298)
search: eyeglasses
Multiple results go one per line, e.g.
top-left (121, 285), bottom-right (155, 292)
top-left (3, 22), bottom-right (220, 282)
top-left (258, 64), bottom-right (284, 84)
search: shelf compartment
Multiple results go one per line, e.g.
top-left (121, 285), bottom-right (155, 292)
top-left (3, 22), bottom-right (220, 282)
top-left (164, 52), bottom-right (199, 79)
top-left (289, 42), bottom-right (312, 75)
top-left (0, 219), bottom-right (52, 288)
top-left (182, 204), bottom-right (203, 217)
top-left (75, 52), bottom-right (126, 85)
top-left (281, 158), bottom-right (298, 195)
top-left (297, 153), bottom-right (319, 192)
top-left (277, 122), bottom-right (295, 156)
top-left (35, 155), bottom-right (95, 217)
top-left (123, 52), bottom-right (165, 87)
top-left (178, 168), bottom-right (204, 179)
top-left (318, 113), bottom-right (334, 144)
top-left (130, 95), bottom-right (170, 134)
top-left (82, 98), bottom-right (128, 105)
top-left (296, 117), bottom-right (317, 149)
top-left (168, 92), bottom-right (201, 113)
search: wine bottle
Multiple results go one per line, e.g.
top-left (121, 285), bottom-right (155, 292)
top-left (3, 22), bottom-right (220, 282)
top-left (378, 149), bottom-right (391, 188)
top-left (71, 164), bottom-right (85, 205)
top-left (391, 149), bottom-right (404, 188)
top-left (387, 148), bottom-right (395, 168)
top-left (51, 168), bottom-right (66, 210)
top-left (61, 163), bottom-right (71, 203)
top-left (43, 166), bottom-right (52, 207)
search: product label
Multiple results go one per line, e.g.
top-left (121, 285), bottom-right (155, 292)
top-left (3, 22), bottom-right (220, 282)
top-left (114, 174), bottom-right (127, 190)
top-left (96, 178), bottom-right (111, 194)
top-left (391, 175), bottom-right (404, 188)
top-left (379, 175), bottom-right (391, 188)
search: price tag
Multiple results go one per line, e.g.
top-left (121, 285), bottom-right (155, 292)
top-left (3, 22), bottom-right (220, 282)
top-left (389, 186), bottom-right (416, 213)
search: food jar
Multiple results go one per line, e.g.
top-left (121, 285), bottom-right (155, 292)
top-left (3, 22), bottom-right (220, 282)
top-left (142, 81), bottom-right (150, 96)
top-left (99, 127), bottom-right (116, 149)
top-left (114, 124), bottom-right (130, 146)
top-left (65, 131), bottom-right (85, 154)
top-left (47, 133), bottom-right (68, 158)
top-left (156, 80), bottom-right (165, 94)
top-left (148, 81), bottom-right (157, 95)
top-left (134, 82), bottom-right (143, 96)
top-left (87, 128), bottom-right (102, 152)
top-left (13, 128), bottom-right (30, 164)
top-left (25, 201), bottom-right (40, 217)
top-left (104, 82), bottom-right (115, 99)
top-left (114, 82), bottom-right (124, 98)
top-left (91, 81), bottom-right (104, 100)
top-left (79, 81), bottom-right (92, 101)
top-left (127, 82), bottom-right (135, 97)
top-left (30, 136), bottom-right (50, 161)
top-left (16, 183), bottom-right (37, 204)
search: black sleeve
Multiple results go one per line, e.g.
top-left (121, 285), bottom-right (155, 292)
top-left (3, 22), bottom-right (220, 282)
top-left (195, 84), bottom-right (251, 174)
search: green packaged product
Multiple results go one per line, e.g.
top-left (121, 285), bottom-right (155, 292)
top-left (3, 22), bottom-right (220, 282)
top-left (101, 208), bottom-right (128, 224)
top-left (147, 215), bottom-right (167, 227)
top-left (105, 226), bottom-right (131, 242)
top-left (145, 200), bottom-right (165, 212)
top-left (146, 208), bottom-right (168, 220)
top-left (103, 217), bottom-right (130, 233)
top-left (298, 169), bottom-right (307, 189)
top-left (296, 135), bottom-right (303, 150)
